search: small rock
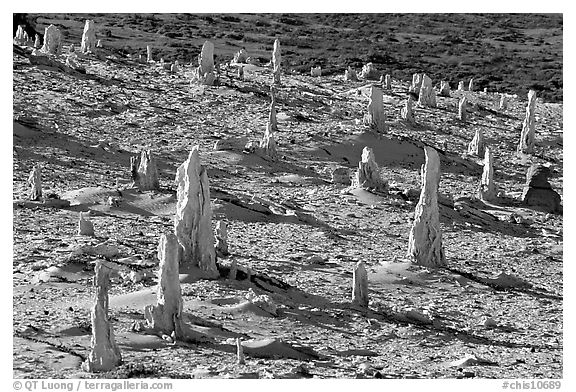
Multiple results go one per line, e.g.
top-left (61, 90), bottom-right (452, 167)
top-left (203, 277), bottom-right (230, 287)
top-left (310, 66), bottom-right (321, 77)
top-left (128, 271), bottom-right (143, 283)
top-left (92, 242), bottom-right (120, 258)
top-left (331, 167), bottom-right (351, 185)
top-left (78, 212), bottom-right (95, 236)
top-left (245, 288), bottom-right (278, 316)
top-left (303, 254), bottom-right (325, 264)
top-left (522, 165), bottom-right (562, 213)
top-left (237, 338), bottom-right (245, 364)
top-left (359, 63), bottom-right (379, 80)
top-left (458, 97), bottom-right (468, 121)
top-left (161, 334), bottom-right (173, 343)
top-left (479, 316), bottom-right (498, 327)
top-left (233, 48), bottom-right (248, 63)
top-left (449, 354), bottom-right (479, 368)
top-left (130, 321), bottom-right (145, 332)
top-left (405, 308), bottom-right (433, 324)
top-left (344, 66), bottom-right (358, 81)
top-left (290, 364), bottom-right (310, 376)
top-left (107, 196), bottom-right (121, 207)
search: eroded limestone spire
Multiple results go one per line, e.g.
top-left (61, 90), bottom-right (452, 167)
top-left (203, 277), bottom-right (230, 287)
top-left (199, 41), bottom-right (214, 73)
top-left (439, 81), bottom-right (451, 97)
top-left (131, 150), bottom-right (160, 191)
top-left (174, 146), bottom-right (218, 277)
top-left (517, 90), bottom-right (537, 154)
top-left (352, 261), bottom-right (368, 307)
top-left (27, 165), bottom-right (42, 201)
top-left (258, 85), bottom-right (278, 158)
top-left (272, 39), bottom-right (281, 85)
top-left (194, 41), bottom-right (216, 85)
top-left (352, 147), bottom-right (387, 192)
top-left (359, 63), bottom-right (379, 80)
top-left (78, 212), bottom-right (95, 236)
top-left (499, 94), bottom-right (508, 110)
top-left (81, 20), bottom-right (96, 54)
top-left (401, 95), bottom-right (415, 123)
top-left (407, 147), bottom-right (445, 267)
top-left (409, 73), bottom-right (423, 95)
top-left (41, 25), bottom-right (62, 55)
top-left (171, 60), bottom-right (179, 73)
top-left (478, 147), bottom-right (496, 202)
top-left (384, 74), bottom-right (392, 90)
top-left (14, 25), bottom-right (27, 45)
top-left (84, 262), bottom-right (122, 372)
top-left (144, 233), bottom-right (185, 338)
top-left (215, 220), bottom-right (229, 257)
top-left (237, 338), bottom-right (245, 364)
top-left (259, 126), bottom-right (277, 158)
top-left (233, 48), bottom-right (248, 63)
top-left (522, 165), bottom-right (562, 213)
top-left (363, 85), bottom-right (387, 133)
top-left (467, 128), bottom-right (485, 157)
top-left (344, 66), bottom-right (358, 81)
top-left (311, 66), bottom-right (321, 77)
top-left (268, 85), bottom-right (278, 133)
top-left (147, 45), bottom-right (153, 63)
top-left (417, 74), bottom-right (436, 108)
top-left (458, 97), bottom-right (468, 122)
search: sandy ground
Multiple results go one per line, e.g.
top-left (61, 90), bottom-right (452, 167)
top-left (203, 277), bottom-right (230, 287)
top-left (12, 34), bottom-right (563, 379)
